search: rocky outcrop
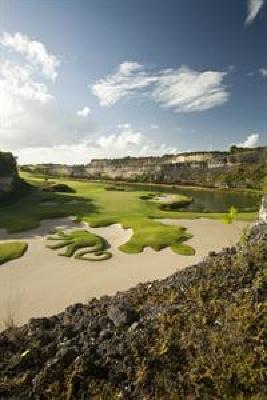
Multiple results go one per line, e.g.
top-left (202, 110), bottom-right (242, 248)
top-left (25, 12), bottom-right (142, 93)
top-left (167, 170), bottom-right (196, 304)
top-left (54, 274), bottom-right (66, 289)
top-left (0, 222), bottom-right (266, 398)
top-left (259, 195), bottom-right (267, 223)
top-left (22, 146), bottom-right (267, 189)
top-left (0, 152), bottom-right (19, 203)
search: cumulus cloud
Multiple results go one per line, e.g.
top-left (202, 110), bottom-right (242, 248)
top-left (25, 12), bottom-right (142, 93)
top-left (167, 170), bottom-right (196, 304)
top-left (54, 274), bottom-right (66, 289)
top-left (89, 123), bottom-right (177, 159)
top-left (237, 133), bottom-right (259, 148)
top-left (91, 61), bottom-right (229, 112)
top-left (0, 32), bottom-right (60, 81)
top-left (0, 36), bottom-right (175, 164)
top-left (77, 106), bottom-right (91, 117)
top-left (259, 67), bottom-right (267, 77)
top-left (245, 0), bottom-right (265, 24)
top-left (0, 39), bottom-right (94, 150)
top-left (152, 67), bottom-right (228, 112)
top-left (91, 61), bottom-right (157, 106)
top-left (17, 124), bottom-right (177, 164)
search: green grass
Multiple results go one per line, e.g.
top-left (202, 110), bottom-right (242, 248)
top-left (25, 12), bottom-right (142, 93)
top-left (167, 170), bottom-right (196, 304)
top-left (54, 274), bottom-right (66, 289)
top-left (140, 192), bottom-right (192, 211)
top-left (46, 230), bottom-right (112, 261)
top-left (0, 172), bottom-right (258, 256)
top-left (0, 241), bottom-right (28, 265)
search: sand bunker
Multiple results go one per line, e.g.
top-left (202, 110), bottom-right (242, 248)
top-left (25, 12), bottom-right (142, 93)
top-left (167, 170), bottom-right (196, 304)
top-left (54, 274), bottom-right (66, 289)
top-left (0, 217), bottom-right (248, 329)
top-left (154, 194), bottom-right (176, 202)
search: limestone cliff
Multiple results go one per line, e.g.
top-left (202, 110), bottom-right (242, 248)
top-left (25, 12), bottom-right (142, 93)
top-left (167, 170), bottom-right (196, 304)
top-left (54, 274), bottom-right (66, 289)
top-left (21, 146), bottom-right (267, 189)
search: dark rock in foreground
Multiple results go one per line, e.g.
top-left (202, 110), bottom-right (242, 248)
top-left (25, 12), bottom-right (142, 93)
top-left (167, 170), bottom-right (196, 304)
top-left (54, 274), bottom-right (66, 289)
top-left (0, 224), bottom-right (266, 399)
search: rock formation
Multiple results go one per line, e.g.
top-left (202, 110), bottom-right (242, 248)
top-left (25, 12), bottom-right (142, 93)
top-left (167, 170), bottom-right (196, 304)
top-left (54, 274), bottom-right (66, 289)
top-left (0, 152), bottom-right (20, 203)
top-left (0, 214), bottom-right (266, 398)
top-left (22, 146), bottom-right (267, 189)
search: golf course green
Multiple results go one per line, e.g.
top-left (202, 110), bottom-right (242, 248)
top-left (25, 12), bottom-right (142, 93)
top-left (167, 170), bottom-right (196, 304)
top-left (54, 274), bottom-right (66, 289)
top-left (0, 173), bottom-right (260, 256)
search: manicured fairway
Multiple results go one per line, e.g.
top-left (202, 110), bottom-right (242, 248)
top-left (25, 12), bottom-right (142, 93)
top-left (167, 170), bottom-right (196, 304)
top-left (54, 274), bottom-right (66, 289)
top-left (0, 173), bottom-right (258, 255)
top-left (0, 242), bottom-right (28, 265)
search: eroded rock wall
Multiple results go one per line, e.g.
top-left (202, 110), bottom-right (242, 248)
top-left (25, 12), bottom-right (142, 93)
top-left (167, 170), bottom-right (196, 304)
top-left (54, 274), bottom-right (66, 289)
top-left (21, 146), bottom-right (267, 189)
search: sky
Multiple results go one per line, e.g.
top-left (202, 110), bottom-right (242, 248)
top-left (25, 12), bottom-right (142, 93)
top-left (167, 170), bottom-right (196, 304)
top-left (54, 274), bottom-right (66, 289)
top-left (0, 0), bottom-right (266, 164)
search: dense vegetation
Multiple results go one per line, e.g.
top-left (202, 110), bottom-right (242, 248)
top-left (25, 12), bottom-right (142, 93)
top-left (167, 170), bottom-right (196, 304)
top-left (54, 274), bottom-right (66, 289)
top-left (212, 163), bottom-right (267, 190)
top-left (47, 230), bottom-right (112, 261)
top-left (0, 242), bottom-right (28, 265)
top-left (0, 223), bottom-right (265, 398)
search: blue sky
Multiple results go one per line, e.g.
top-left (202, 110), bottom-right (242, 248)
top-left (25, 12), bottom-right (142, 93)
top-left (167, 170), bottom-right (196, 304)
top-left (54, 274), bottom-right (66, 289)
top-left (0, 0), bottom-right (266, 163)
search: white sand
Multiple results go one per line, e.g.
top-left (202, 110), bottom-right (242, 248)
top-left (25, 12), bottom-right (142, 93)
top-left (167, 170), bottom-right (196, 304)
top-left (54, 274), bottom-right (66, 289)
top-left (0, 217), bottom-right (248, 329)
top-left (153, 194), bottom-right (177, 202)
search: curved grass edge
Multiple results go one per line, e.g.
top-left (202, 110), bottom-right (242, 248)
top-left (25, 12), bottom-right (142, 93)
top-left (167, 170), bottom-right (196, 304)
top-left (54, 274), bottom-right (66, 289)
top-left (118, 223), bottom-right (195, 256)
top-left (46, 230), bottom-right (112, 262)
top-left (0, 241), bottom-right (28, 265)
top-left (139, 192), bottom-right (193, 211)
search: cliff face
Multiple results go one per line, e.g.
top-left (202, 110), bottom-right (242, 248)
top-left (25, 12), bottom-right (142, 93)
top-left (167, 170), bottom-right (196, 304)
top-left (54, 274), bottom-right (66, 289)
top-left (22, 146), bottom-right (267, 189)
top-left (0, 220), bottom-right (266, 399)
top-left (259, 195), bottom-right (267, 223)
top-left (0, 152), bottom-right (19, 202)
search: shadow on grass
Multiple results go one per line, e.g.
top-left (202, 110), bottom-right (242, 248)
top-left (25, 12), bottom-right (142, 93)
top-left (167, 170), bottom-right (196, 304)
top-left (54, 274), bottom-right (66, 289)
top-left (0, 188), bottom-right (100, 235)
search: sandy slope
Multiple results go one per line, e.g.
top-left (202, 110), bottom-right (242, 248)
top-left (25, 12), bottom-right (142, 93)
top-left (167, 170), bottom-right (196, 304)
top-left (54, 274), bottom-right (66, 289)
top-left (0, 217), bottom-right (248, 329)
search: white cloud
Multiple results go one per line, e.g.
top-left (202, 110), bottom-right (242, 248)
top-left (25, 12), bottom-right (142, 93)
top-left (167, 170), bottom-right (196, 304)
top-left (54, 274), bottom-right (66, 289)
top-left (118, 61), bottom-right (143, 75)
top-left (150, 124), bottom-right (159, 129)
top-left (238, 133), bottom-right (259, 148)
top-left (259, 67), bottom-right (267, 77)
top-left (245, 0), bottom-right (265, 24)
top-left (0, 61), bottom-right (53, 109)
top-left (0, 32), bottom-right (60, 81)
top-left (91, 61), bottom-right (229, 112)
top-left (77, 106), bottom-right (91, 117)
top-left (152, 67), bottom-right (228, 112)
top-left (92, 123), bottom-right (176, 159)
top-left (17, 124), bottom-right (177, 164)
top-left (117, 123), bottom-right (131, 129)
top-left (91, 61), bottom-right (157, 106)
top-left (0, 59), bottom-right (93, 150)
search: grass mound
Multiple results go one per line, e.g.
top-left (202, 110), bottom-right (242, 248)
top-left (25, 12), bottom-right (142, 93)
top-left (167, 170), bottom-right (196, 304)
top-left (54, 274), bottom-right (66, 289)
top-left (0, 241), bottom-right (28, 265)
top-left (46, 230), bottom-right (112, 261)
top-left (140, 192), bottom-right (192, 210)
top-left (119, 219), bottom-right (195, 255)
